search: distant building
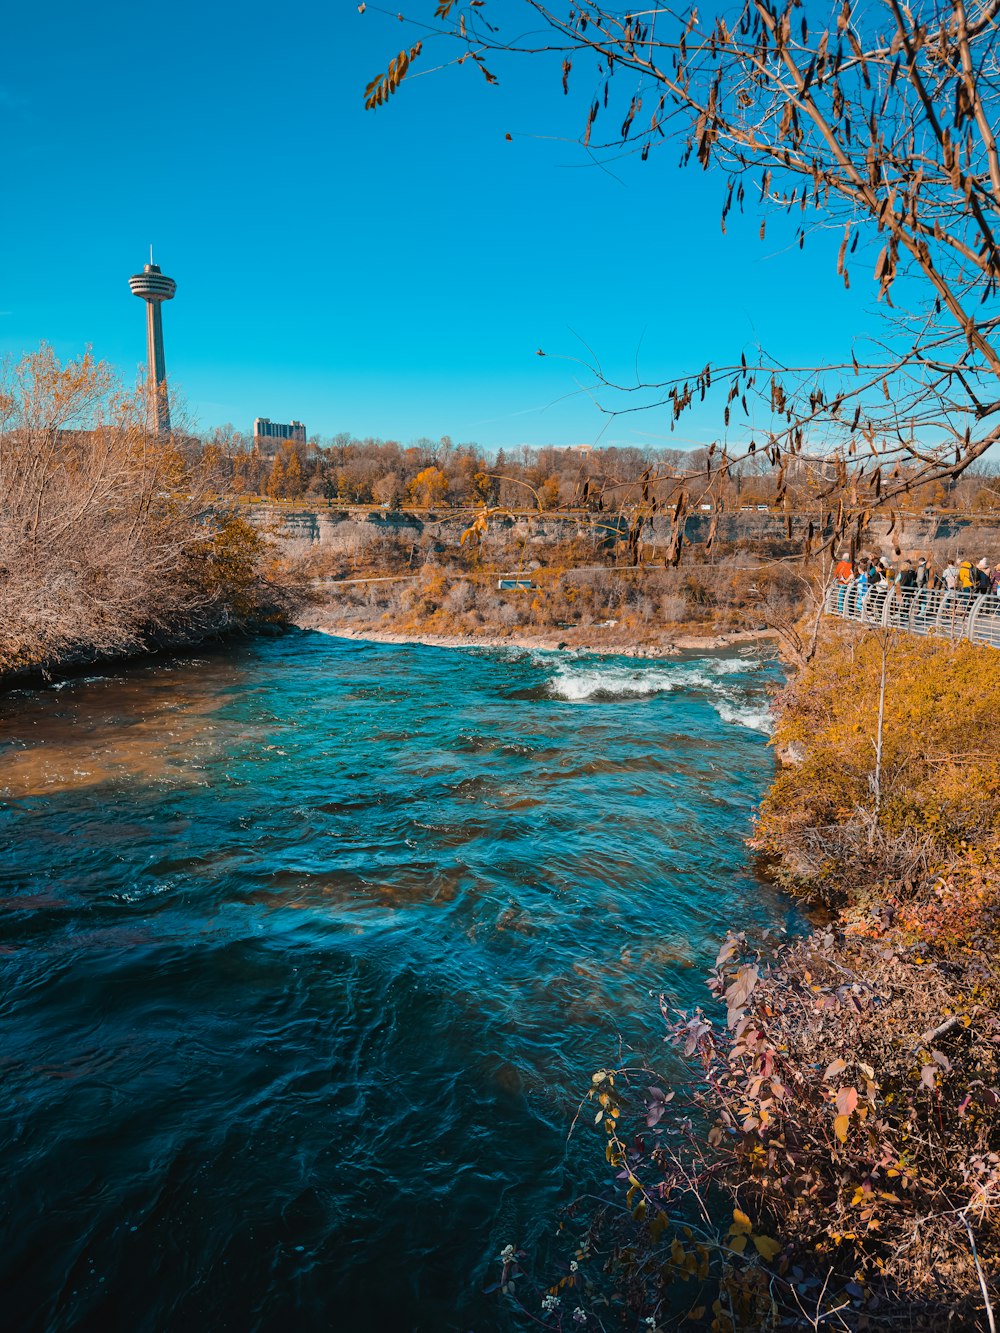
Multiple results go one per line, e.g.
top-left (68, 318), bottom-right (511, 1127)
top-left (253, 418), bottom-right (306, 453)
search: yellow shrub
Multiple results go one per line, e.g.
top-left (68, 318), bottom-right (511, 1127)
top-left (757, 625), bottom-right (1000, 898)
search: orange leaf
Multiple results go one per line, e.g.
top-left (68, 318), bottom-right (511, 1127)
top-left (835, 1086), bottom-right (859, 1116)
top-left (752, 1234), bottom-right (781, 1261)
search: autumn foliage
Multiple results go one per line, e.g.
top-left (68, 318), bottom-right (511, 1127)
top-left (756, 626), bottom-right (1000, 906)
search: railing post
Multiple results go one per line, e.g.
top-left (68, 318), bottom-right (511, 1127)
top-left (911, 588), bottom-right (928, 634)
top-left (967, 593), bottom-right (987, 644)
top-left (935, 589), bottom-right (953, 637)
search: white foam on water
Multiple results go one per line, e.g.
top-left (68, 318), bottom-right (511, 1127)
top-left (545, 655), bottom-right (773, 733)
top-left (547, 656), bottom-right (752, 702)
top-left (701, 656), bottom-right (756, 675)
top-left (711, 698), bottom-right (774, 734)
top-left (51, 675), bottom-right (108, 691)
top-left (548, 664), bottom-right (685, 702)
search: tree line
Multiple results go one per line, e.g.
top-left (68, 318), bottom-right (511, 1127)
top-left (197, 427), bottom-right (1000, 515)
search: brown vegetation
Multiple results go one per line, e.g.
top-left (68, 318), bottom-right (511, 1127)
top-left (565, 923), bottom-right (1000, 1330)
top-left (208, 428), bottom-right (1000, 525)
top-left (0, 347), bottom-right (299, 681)
top-left (291, 525), bottom-right (814, 651)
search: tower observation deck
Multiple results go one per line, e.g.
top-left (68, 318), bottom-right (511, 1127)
top-left (128, 261), bottom-right (177, 434)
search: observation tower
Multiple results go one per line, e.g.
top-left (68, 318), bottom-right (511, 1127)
top-left (128, 256), bottom-right (177, 434)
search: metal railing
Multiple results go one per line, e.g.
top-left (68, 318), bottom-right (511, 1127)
top-left (824, 579), bottom-right (1000, 649)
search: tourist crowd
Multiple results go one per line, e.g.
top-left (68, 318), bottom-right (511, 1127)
top-left (833, 552), bottom-right (1000, 595)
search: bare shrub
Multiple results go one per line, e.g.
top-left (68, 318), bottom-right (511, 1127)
top-left (0, 346), bottom-right (295, 677)
top-left (444, 581), bottom-right (473, 614)
top-left (660, 593), bottom-right (690, 623)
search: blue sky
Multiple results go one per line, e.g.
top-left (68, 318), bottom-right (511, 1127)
top-left (0, 0), bottom-right (881, 449)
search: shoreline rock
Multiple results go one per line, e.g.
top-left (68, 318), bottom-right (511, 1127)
top-left (298, 619), bottom-right (779, 658)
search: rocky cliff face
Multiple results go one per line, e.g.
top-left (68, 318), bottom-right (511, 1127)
top-left (250, 502), bottom-right (1000, 560)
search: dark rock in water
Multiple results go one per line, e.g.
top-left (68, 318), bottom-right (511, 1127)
top-left (492, 1060), bottom-right (524, 1096)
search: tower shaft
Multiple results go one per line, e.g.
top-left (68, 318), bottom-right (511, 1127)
top-left (145, 300), bottom-right (170, 433)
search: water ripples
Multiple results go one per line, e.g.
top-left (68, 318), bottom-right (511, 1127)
top-left (0, 631), bottom-right (795, 1331)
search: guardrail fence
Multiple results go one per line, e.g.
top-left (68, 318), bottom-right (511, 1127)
top-left (824, 579), bottom-right (1000, 648)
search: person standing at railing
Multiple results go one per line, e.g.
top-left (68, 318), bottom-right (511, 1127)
top-left (896, 559), bottom-right (922, 602)
top-left (958, 558), bottom-right (977, 594)
top-left (911, 556), bottom-right (936, 624)
top-left (943, 558), bottom-right (959, 591)
top-left (992, 563), bottom-right (1000, 596)
top-left (887, 559), bottom-right (915, 625)
top-left (848, 559), bottom-right (871, 616)
top-left (832, 551), bottom-right (853, 611)
top-left (867, 560), bottom-right (891, 621)
top-left (976, 558), bottom-right (992, 593)
top-left (834, 551), bottom-right (853, 582)
top-left (862, 560), bottom-right (882, 592)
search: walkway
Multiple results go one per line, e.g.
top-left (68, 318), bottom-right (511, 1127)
top-left (824, 579), bottom-right (1000, 648)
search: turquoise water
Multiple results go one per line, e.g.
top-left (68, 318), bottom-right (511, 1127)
top-left (0, 631), bottom-right (792, 1331)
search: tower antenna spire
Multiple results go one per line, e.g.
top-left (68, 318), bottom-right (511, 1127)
top-left (149, 243), bottom-right (154, 266)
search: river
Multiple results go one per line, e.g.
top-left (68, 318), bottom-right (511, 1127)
top-left (0, 631), bottom-right (794, 1331)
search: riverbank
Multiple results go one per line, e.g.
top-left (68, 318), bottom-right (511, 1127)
top-left (0, 619), bottom-right (292, 697)
top-left (563, 621), bottom-right (1000, 1331)
top-left (298, 611), bottom-right (777, 658)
